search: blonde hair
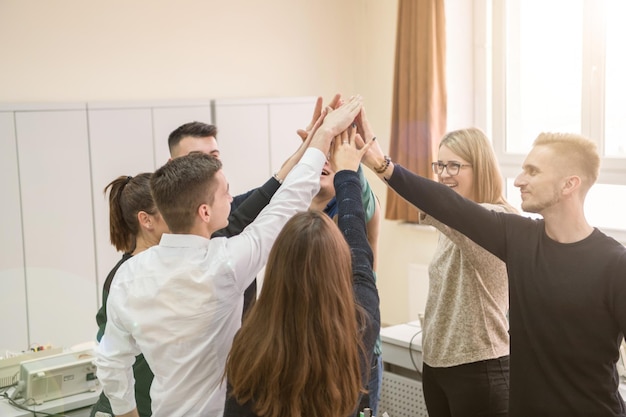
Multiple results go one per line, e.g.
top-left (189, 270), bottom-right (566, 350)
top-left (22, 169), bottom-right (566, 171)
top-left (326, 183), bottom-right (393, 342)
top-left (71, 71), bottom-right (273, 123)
top-left (533, 132), bottom-right (600, 191)
top-left (439, 128), bottom-right (514, 210)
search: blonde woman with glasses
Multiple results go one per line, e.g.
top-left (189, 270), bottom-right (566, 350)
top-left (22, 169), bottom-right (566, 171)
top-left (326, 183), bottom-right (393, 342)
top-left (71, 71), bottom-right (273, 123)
top-left (358, 108), bottom-right (516, 416)
top-left (418, 128), bottom-right (516, 417)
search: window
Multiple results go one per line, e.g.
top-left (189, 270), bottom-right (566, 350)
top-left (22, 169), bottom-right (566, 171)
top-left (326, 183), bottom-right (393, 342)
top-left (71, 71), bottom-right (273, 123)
top-left (483, 0), bottom-right (626, 242)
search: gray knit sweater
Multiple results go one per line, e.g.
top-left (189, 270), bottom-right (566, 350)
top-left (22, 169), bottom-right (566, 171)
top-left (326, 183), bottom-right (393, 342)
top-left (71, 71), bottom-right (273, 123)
top-left (421, 203), bottom-right (512, 367)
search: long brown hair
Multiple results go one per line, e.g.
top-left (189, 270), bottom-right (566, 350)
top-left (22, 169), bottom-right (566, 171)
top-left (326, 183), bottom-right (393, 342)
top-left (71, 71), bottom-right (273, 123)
top-left (104, 173), bottom-right (155, 253)
top-left (225, 211), bottom-right (363, 417)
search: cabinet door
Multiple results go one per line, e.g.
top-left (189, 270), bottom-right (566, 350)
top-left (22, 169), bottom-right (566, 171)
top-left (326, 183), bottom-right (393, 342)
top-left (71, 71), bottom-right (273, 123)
top-left (213, 97), bottom-right (317, 197)
top-left (0, 112), bottom-right (28, 351)
top-left (88, 107), bottom-right (155, 302)
top-left (213, 100), bottom-right (271, 196)
top-left (152, 103), bottom-right (213, 167)
top-left (16, 107), bottom-right (98, 348)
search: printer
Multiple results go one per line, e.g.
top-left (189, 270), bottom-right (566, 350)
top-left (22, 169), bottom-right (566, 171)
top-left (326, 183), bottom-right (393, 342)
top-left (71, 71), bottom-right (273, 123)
top-left (14, 348), bottom-right (100, 404)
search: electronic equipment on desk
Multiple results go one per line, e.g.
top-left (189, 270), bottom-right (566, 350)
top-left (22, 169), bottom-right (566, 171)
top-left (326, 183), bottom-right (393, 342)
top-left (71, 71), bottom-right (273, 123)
top-left (10, 348), bottom-right (100, 405)
top-left (0, 346), bottom-right (63, 389)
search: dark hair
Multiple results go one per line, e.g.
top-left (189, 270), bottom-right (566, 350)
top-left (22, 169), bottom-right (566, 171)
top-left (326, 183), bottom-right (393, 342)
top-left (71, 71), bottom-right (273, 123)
top-left (104, 173), bottom-right (155, 253)
top-left (226, 210), bottom-right (363, 417)
top-left (150, 152), bottom-right (222, 233)
top-left (168, 121), bottom-right (218, 154)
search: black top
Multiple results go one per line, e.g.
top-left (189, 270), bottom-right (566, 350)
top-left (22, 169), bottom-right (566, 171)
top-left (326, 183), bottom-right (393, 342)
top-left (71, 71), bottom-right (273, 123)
top-left (223, 169), bottom-right (380, 417)
top-left (387, 163), bottom-right (626, 417)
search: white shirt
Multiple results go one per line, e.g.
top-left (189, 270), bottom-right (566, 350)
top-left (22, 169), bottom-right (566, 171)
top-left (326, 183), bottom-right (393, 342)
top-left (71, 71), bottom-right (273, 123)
top-left (95, 148), bottom-right (325, 417)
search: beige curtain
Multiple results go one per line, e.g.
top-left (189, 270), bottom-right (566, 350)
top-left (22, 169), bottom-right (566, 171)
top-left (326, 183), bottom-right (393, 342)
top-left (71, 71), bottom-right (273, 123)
top-left (385, 0), bottom-right (447, 222)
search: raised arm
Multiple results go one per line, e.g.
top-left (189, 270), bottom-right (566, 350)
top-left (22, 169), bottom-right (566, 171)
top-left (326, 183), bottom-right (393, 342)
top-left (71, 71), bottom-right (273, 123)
top-left (213, 96), bottom-right (343, 238)
top-left (224, 96), bottom-right (364, 289)
top-left (330, 127), bottom-right (380, 367)
top-left (355, 106), bottom-right (510, 260)
top-left (212, 179), bottom-right (280, 238)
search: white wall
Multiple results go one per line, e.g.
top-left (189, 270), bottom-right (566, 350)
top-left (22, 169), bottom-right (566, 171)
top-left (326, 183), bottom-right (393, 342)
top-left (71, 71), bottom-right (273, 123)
top-left (0, 0), bottom-right (475, 340)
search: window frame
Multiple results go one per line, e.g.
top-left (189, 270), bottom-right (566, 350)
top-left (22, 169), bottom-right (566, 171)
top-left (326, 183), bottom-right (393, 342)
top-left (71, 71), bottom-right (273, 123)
top-left (474, 0), bottom-right (626, 243)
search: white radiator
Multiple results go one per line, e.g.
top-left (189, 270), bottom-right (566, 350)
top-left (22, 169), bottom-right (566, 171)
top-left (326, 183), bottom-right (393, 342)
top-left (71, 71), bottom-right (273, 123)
top-left (379, 370), bottom-right (428, 417)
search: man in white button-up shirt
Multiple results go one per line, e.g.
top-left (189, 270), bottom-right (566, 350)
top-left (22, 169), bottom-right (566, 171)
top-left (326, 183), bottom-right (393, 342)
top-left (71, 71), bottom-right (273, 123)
top-left (94, 96), bottom-right (363, 417)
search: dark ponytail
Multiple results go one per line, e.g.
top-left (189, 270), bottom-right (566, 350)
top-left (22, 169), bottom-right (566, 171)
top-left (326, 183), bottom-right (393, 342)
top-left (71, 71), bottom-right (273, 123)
top-left (104, 173), bottom-right (155, 253)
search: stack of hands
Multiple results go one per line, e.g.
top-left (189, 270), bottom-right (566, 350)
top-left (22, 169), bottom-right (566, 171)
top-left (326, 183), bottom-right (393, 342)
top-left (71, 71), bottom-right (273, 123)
top-left (282, 93), bottom-right (393, 183)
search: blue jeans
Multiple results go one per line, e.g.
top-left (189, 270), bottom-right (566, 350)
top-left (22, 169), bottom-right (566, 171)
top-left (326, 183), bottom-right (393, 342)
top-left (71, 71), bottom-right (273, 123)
top-left (422, 356), bottom-right (509, 417)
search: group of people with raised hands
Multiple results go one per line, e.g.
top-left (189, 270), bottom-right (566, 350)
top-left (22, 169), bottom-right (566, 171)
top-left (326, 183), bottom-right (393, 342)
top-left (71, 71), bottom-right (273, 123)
top-left (92, 93), bottom-right (626, 417)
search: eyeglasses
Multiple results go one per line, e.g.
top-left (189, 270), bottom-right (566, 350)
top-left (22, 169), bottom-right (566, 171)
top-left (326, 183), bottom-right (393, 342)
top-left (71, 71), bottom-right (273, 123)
top-left (431, 161), bottom-right (472, 176)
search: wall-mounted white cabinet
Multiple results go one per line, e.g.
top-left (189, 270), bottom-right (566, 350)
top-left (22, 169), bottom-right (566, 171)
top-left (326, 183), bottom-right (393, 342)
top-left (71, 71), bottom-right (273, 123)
top-left (0, 111), bottom-right (28, 352)
top-left (0, 97), bottom-right (313, 352)
top-left (13, 104), bottom-right (97, 350)
top-left (213, 97), bottom-right (316, 196)
top-left (86, 100), bottom-right (213, 301)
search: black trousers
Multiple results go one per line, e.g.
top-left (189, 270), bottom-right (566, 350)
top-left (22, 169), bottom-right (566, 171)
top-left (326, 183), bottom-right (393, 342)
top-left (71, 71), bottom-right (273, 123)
top-left (422, 356), bottom-right (509, 417)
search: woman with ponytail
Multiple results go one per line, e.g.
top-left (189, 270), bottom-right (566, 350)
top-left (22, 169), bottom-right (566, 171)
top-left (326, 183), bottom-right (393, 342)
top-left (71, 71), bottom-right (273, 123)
top-left (90, 173), bottom-right (168, 417)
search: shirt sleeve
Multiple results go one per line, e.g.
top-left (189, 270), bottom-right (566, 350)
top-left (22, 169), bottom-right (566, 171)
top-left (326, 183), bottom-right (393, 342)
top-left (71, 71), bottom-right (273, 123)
top-left (212, 177), bottom-right (281, 238)
top-left (421, 203), bottom-right (512, 272)
top-left (94, 275), bottom-right (143, 415)
top-left (334, 170), bottom-right (380, 375)
top-left (387, 164), bottom-right (509, 261)
top-left (357, 165), bottom-right (376, 223)
top-left (224, 148), bottom-right (325, 292)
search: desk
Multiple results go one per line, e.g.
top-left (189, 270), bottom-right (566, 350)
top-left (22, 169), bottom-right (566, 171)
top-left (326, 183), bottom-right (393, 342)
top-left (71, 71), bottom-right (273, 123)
top-left (380, 320), bottom-right (423, 374)
top-left (380, 322), bottom-right (626, 416)
top-left (0, 389), bottom-right (100, 417)
top-left (379, 321), bottom-right (428, 417)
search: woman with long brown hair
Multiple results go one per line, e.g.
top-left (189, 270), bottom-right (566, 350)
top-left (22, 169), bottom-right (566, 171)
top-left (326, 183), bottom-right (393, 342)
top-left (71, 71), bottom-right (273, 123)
top-left (224, 126), bottom-right (380, 417)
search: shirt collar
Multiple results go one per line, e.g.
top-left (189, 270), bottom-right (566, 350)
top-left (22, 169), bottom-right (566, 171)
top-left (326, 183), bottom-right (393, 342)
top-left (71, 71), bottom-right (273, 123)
top-left (159, 233), bottom-right (211, 248)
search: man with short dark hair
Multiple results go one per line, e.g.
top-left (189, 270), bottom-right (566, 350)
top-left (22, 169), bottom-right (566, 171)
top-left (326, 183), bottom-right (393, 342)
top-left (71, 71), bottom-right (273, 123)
top-left (94, 96), bottom-right (364, 417)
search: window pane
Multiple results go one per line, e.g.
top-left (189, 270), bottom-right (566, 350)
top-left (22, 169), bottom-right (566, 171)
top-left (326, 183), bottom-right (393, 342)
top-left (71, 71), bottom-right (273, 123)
top-left (604, 0), bottom-right (626, 158)
top-left (505, 0), bottom-right (583, 154)
top-left (585, 184), bottom-right (626, 230)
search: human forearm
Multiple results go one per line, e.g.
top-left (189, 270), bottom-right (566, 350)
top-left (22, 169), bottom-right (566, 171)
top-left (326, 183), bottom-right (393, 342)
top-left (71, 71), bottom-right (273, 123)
top-left (335, 170), bottom-right (380, 375)
top-left (388, 163), bottom-right (509, 257)
top-left (226, 148), bottom-right (325, 289)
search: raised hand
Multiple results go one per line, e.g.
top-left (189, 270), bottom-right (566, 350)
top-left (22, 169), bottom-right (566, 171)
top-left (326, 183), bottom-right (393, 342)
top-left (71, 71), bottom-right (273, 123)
top-left (354, 130), bottom-right (390, 178)
top-left (330, 125), bottom-right (374, 174)
top-left (308, 95), bottom-right (363, 156)
top-left (354, 106), bottom-right (376, 142)
top-left (274, 106), bottom-right (329, 181)
top-left (297, 94), bottom-right (342, 141)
